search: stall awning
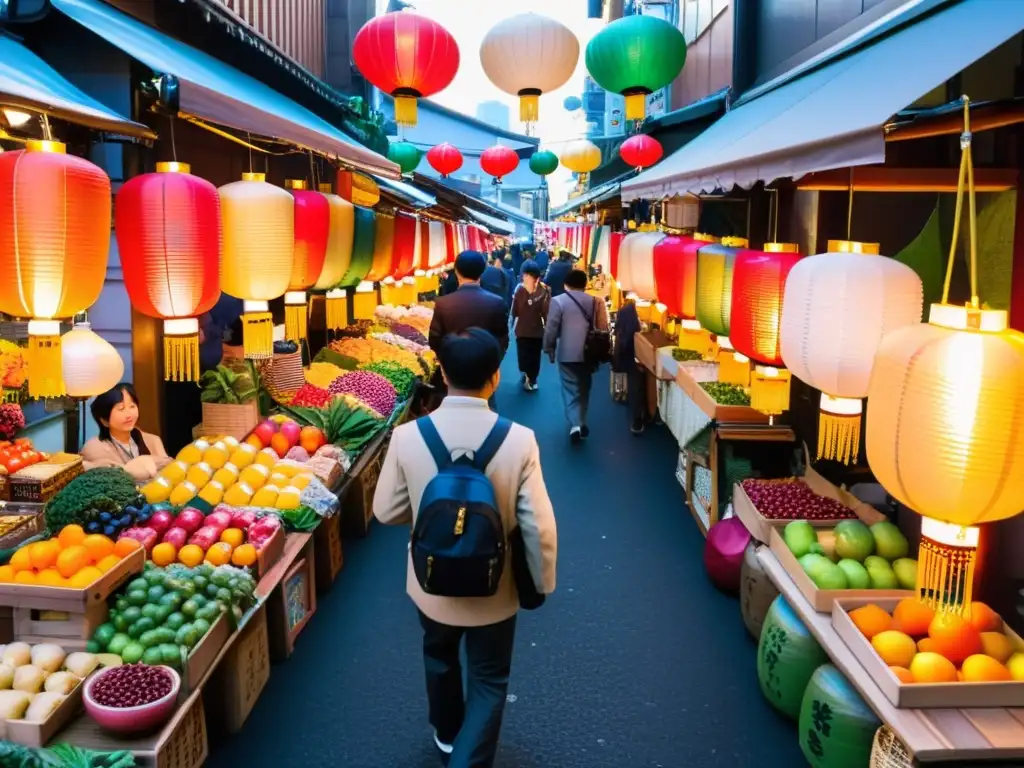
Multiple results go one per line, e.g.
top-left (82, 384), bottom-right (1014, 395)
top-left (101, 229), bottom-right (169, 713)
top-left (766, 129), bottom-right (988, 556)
top-left (51, 0), bottom-right (399, 178)
top-left (375, 176), bottom-right (437, 209)
top-left (623, 0), bottom-right (1024, 200)
top-left (0, 37), bottom-right (155, 139)
top-left (551, 173), bottom-right (632, 217)
top-left (464, 207), bottom-right (515, 236)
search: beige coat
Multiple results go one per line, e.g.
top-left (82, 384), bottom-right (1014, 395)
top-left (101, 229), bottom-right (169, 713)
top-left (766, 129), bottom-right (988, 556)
top-left (373, 396), bottom-right (557, 627)
top-left (81, 432), bottom-right (171, 483)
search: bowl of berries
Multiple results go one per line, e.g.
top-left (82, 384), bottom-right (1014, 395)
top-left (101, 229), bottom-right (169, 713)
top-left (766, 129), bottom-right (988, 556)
top-left (83, 663), bottom-right (180, 734)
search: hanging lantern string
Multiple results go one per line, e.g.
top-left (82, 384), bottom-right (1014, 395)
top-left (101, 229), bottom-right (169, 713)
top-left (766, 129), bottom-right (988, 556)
top-left (940, 96), bottom-right (979, 308)
top-left (247, 132), bottom-right (253, 174)
top-left (168, 116), bottom-right (178, 163)
top-left (846, 166), bottom-right (855, 240)
top-left (41, 113), bottom-right (53, 142)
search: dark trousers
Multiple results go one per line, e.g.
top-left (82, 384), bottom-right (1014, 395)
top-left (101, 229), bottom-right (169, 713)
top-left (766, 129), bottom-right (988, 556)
top-left (419, 611), bottom-right (517, 768)
top-left (515, 336), bottom-right (543, 382)
top-left (628, 361), bottom-right (647, 421)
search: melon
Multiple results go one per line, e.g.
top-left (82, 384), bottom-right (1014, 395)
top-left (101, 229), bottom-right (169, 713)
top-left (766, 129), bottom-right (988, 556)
top-left (833, 520), bottom-right (874, 562)
top-left (799, 664), bottom-right (879, 768)
top-left (757, 596), bottom-right (829, 719)
top-left (704, 517), bottom-right (751, 594)
top-left (741, 542), bottom-right (779, 641)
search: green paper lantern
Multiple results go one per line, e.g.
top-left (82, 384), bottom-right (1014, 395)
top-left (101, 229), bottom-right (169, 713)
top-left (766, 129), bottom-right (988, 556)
top-left (529, 150), bottom-right (559, 177)
top-left (799, 664), bottom-right (880, 768)
top-left (387, 141), bottom-right (422, 174)
top-left (585, 14), bottom-right (687, 121)
top-left (696, 243), bottom-right (742, 339)
top-left (340, 206), bottom-right (376, 287)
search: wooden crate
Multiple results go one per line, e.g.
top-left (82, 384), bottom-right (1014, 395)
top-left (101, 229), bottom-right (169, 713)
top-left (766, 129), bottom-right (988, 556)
top-left (634, 330), bottom-right (673, 376)
top-left (181, 612), bottom-right (233, 695)
top-left (0, 507), bottom-right (44, 550)
top-left (340, 445), bottom-right (384, 539)
top-left (254, 525), bottom-right (285, 580)
top-left (215, 603), bottom-right (270, 733)
top-left (674, 360), bottom-right (769, 424)
top-left (0, 672), bottom-right (87, 747)
top-left (14, 600), bottom-right (109, 648)
top-left (0, 547), bottom-right (144, 612)
top-left (313, 514), bottom-right (344, 592)
top-left (4, 455), bottom-right (83, 504)
top-left (268, 540), bottom-right (316, 661)
top-left (154, 691), bottom-right (208, 768)
top-left (834, 596), bottom-right (1024, 709)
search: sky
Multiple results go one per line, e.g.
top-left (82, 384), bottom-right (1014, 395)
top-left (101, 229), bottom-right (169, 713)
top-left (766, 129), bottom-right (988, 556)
top-left (377, 0), bottom-right (605, 204)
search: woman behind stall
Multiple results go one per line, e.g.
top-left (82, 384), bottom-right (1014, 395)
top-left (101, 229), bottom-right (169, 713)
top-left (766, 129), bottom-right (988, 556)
top-left (81, 383), bottom-right (171, 483)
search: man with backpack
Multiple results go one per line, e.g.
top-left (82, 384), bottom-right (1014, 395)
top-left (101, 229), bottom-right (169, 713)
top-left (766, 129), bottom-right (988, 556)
top-left (543, 269), bottom-right (611, 443)
top-left (373, 328), bottom-right (558, 768)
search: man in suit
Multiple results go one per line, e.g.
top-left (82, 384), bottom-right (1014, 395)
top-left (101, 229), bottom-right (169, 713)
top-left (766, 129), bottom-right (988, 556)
top-left (374, 328), bottom-right (558, 768)
top-left (542, 250), bottom-right (574, 297)
top-left (479, 256), bottom-right (511, 311)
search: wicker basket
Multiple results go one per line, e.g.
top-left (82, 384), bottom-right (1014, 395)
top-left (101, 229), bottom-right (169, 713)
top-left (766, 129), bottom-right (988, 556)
top-left (870, 725), bottom-right (913, 768)
top-left (201, 399), bottom-right (260, 440)
top-left (268, 351), bottom-right (304, 393)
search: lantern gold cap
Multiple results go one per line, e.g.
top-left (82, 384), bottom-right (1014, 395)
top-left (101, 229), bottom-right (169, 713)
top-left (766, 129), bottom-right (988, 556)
top-left (242, 172), bottom-right (266, 182)
top-left (693, 232), bottom-right (719, 243)
top-left (157, 161), bottom-right (191, 174)
top-left (285, 179), bottom-right (308, 190)
top-left (764, 242), bottom-right (799, 253)
top-left (720, 236), bottom-right (749, 248)
top-left (26, 139), bottom-right (66, 154)
top-left (828, 239), bottom-right (880, 255)
top-left (318, 183), bottom-right (333, 194)
top-left (929, 303), bottom-right (1008, 333)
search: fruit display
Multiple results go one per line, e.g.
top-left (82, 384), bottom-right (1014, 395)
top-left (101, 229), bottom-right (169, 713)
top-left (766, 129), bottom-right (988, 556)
top-left (83, 664), bottom-right (180, 735)
top-left (44, 467), bottom-right (142, 533)
top-left (671, 348), bottom-right (702, 362)
top-left (699, 381), bottom-right (751, 405)
top-left (371, 330), bottom-right (428, 355)
top-left (0, 528), bottom-right (141, 587)
top-left (742, 478), bottom-right (857, 521)
top-left (389, 321), bottom-right (428, 345)
top-left (83, 502), bottom-right (160, 540)
top-left (328, 371), bottom-right (397, 417)
top-left (280, 399), bottom-right (389, 458)
top-left (0, 437), bottom-right (43, 473)
top-left (329, 336), bottom-right (423, 375)
top-left (360, 360), bottom-right (417, 400)
top-left (304, 362), bottom-right (348, 390)
top-left (0, 514), bottom-right (36, 539)
top-left (0, 339), bottom-right (27, 391)
top-left (0, 404), bottom-right (26, 443)
top-left (848, 598), bottom-right (1024, 684)
top-left (782, 519), bottom-right (916, 591)
top-left (290, 384), bottom-right (334, 408)
top-left (0, 642), bottom-right (108, 722)
top-left (88, 562), bottom-right (257, 665)
top-left (374, 303), bottom-right (433, 335)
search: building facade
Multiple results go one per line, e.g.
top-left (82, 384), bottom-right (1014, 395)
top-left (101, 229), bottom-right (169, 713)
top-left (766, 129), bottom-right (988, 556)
top-left (475, 100), bottom-right (511, 133)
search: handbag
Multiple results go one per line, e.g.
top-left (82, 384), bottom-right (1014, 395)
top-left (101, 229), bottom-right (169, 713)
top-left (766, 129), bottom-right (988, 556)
top-left (565, 292), bottom-right (612, 369)
top-left (509, 526), bottom-right (545, 610)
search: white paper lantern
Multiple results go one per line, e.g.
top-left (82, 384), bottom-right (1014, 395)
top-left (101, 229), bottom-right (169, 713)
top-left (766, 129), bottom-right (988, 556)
top-left (780, 241), bottom-right (923, 463)
top-left (617, 232), bottom-right (664, 300)
top-left (480, 13), bottom-right (580, 123)
top-left (61, 322), bottom-right (125, 398)
top-left (428, 221), bottom-right (447, 270)
top-left (593, 225), bottom-right (612, 273)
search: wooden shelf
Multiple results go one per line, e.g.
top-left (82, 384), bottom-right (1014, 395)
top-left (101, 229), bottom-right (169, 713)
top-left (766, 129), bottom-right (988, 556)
top-left (757, 546), bottom-right (1024, 763)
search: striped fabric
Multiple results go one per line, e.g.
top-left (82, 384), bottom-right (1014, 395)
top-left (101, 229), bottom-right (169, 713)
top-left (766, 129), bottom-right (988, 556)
top-left (216, 0), bottom-right (326, 79)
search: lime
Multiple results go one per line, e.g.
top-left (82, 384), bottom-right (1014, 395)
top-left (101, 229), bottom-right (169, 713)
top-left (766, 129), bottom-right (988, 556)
top-left (142, 646), bottom-right (163, 665)
top-left (164, 612), bottom-right (186, 631)
top-left (121, 642), bottom-right (145, 664)
top-left (160, 592), bottom-right (183, 609)
top-left (141, 604), bottom-right (161, 621)
top-left (159, 643), bottom-right (182, 667)
top-left (153, 627), bottom-right (177, 645)
top-left (192, 576), bottom-right (208, 592)
top-left (139, 629), bottom-right (160, 649)
top-left (112, 614), bottom-right (130, 633)
top-left (126, 590), bottom-right (148, 607)
top-left (174, 624), bottom-right (195, 647)
top-left (191, 618), bottom-right (211, 637)
top-left (93, 623), bottom-right (116, 649)
top-left (107, 634), bottom-right (131, 656)
top-left (181, 627), bottom-right (200, 649)
top-left (197, 603), bottom-right (221, 623)
top-left (211, 569), bottom-right (232, 588)
top-left (128, 577), bottom-right (149, 593)
top-left (115, 597), bottom-right (129, 612)
top-left (177, 581), bottom-right (196, 597)
top-left (144, 569), bottom-right (167, 587)
top-left (205, 583), bottom-right (220, 599)
top-left (216, 587), bottom-right (233, 604)
top-left (85, 640), bottom-right (101, 654)
top-left (147, 585), bottom-right (166, 603)
top-left (191, 594), bottom-right (208, 609)
top-left (181, 599), bottom-right (199, 618)
top-left (129, 617), bottom-right (155, 639)
top-left (123, 606), bottom-right (143, 624)
top-left (154, 605), bottom-right (173, 625)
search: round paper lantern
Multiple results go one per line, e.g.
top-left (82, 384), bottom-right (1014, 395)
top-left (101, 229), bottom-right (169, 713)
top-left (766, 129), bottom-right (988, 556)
top-left (560, 139), bottom-right (601, 175)
top-left (61, 321), bottom-right (124, 399)
top-left (313, 183), bottom-right (355, 291)
top-left (366, 213), bottom-right (395, 282)
top-left (115, 162), bottom-right (220, 382)
top-left (798, 665), bottom-right (879, 768)
top-left (731, 245), bottom-right (802, 416)
top-left (426, 142), bottom-right (463, 177)
top-left (757, 596), bottom-right (829, 720)
top-left (529, 149), bottom-right (559, 177)
top-left (0, 141), bottom-right (111, 397)
top-left (387, 141), bottom-right (422, 175)
top-left (283, 180), bottom-right (329, 343)
top-left (704, 517), bottom-right (751, 594)
top-left (479, 13), bottom-right (579, 124)
top-left (620, 133), bottom-right (663, 171)
top-left (352, 12), bottom-right (459, 127)
top-left (695, 239), bottom-right (747, 342)
top-left (480, 145), bottom-right (519, 184)
top-left (780, 240), bottom-right (923, 464)
top-left (390, 213), bottom-right (418, 279)
top-left (585, 15), bottom-right (687, 121)
top-left (219, 172), bottom-right (294, 358)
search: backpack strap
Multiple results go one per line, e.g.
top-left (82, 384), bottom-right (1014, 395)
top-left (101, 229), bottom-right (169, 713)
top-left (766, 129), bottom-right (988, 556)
top-left (416, 417), bottom-right (453, 470)
top-left (473, 417), bottom-right (513, 472)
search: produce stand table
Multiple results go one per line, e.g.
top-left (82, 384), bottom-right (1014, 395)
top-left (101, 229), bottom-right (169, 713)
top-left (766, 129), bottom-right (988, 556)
top-left (337, 428), bottom-right (390, 539)
top-left (757, 546), bottom-right (1024, 763)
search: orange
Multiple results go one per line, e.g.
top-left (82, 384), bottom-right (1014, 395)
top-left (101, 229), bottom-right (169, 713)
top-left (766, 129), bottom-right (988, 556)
top-left (909, 651), bottom-right (958, 683)
top-left (13, 570), bottom-right (35, 585)
top-left (113, 537), bottom-right (141, 558)
top-left (917, 637), bottom-right (937, 654)
top-left (928, 611), bottom-right (983, 666)
top-left (95, 554), bottom-right (121, 574)
top-left (872, 630), bottom-right (917, 668)
top-left (968, 602), bottom-right (1003, 634)
top-left (889, 666), bottom-right (914, 684)
top-left (231, 544), bottom-right (257, 568)
top-left (9, 546), bottom-right (32, 573)
top-left (56, 545), bottom-right (89, 579)
top-left (177, 544), bottom-right (204, 568)
top-left (58, 524), bottom-right (86, 549)
top-left (850, 604), bottom-right (892, 640)
top-left (67, 566), bottom-right (102, 589)
top-left (205, 542), bottom-right (233, 567)
top-left (28, 540), bottom-right (60, 571)
top-left (0, 565), bottom-right (15, 583)
top-left (961, 654), bottom-right (1012, 683)
top-left (892, 598), bottom-right (935, 638)
top-left (220, 528), bottom-right (245, 548)
top-left (151, 543), bottom-right (177, 568)
top-left (82, 535), bottom-right (115, 563)
top-left (35, 568), bottom-right (66, 587)
top-left (980, 632), bottom-right (1015, 664)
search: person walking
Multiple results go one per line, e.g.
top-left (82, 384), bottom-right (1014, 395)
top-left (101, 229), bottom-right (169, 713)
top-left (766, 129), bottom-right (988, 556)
top-left (480, 256), bottom-right (511, 312)
top-left (373, 328), bottom-right (558, 768)
top-left (612, 296), bottom-right (647, 433)
top-left (542, 250), bottom-right (573, 297)
top-left (543, 268), bottom-right (610, 443)
top-left (510, 260), bottom-right (550, 391)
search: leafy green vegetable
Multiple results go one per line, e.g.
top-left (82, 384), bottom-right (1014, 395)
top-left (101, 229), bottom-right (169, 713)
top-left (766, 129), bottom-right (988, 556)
top-left (45, 743), bottom-right (136, 768)
top-left (0, 741), bottom-right (51, 768)
top-left (45, 467), bottom-right (141, 532)
top-left (359, 360), bottom-right (417, 399)
top-left (278, 505), bottom-right (320, 531)
top-left (313, 347), bottom-right (360, 370)
top-left (199, 364), bottom-right (257, 405)
top-left (699, 381), bottom-right (751, 406)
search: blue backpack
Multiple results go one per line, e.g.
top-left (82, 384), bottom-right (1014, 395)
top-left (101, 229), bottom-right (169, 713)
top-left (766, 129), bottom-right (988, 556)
top-left (412, 416), bottom-right (511, 598)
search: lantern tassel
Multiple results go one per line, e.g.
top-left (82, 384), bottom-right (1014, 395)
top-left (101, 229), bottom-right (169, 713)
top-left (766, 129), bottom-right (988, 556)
top-left (750, 366), bottom-right (791, 416)
top-left (624, 93), bottom-right (646, 121)
top-left (326, 294), bottom-right (348, 331)
top-left (519, 94), bottom-right (540, 124)
top-left (917, 518), bottom-right (979, 615)
top-left (163, 333), bottom-right (200, 383)
top-left (394, 95), bottom-right (418, 127)
top-left (27, 331), bottom-right (64, 399)
top-left (285, 303), bottom-right (308, 343)
top-left (817, 395), bottom-right (863, 464)
top-left (242, 311), bottom-right (274, 359)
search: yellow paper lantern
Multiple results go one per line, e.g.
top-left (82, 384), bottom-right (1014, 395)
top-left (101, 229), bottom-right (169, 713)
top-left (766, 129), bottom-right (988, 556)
top-left (560, 139), bottom-right (601, 175)
top-left (218, 173), bottom-right (294, 358)
top-left (314, 184), bottom-right (355, 290)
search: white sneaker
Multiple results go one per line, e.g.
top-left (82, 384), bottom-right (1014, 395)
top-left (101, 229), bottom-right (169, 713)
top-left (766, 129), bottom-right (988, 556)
top-left (434, 731), bottom-right (453, 754)
top-left (570, 426), bottom-right (582, 444)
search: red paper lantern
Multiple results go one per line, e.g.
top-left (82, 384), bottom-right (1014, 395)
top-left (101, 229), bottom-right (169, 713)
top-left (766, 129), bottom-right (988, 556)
top-left (608, 232), bottom-right (624, 280)
top-left (620, 134), bottom-right (663, 171)
top-left (444, 222), bottom-right (457, 265)
top-left (652, 235), bottom-right (696, 318)
top-left (427, 143), bottom-right (464, 177)
top-left (284, 180), bottom-right (329, 342)
top-left (391, 213), bottom-right (418, 279)
top-left (353, 12), bottom-right (459, 127)
top-left (116, 162), bottom-right (220, 382)
top-left (480, 145), bottom-right (520, 184)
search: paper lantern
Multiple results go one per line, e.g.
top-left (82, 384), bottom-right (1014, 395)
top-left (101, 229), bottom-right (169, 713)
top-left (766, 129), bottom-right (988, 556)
top-left (428, 220), bottom-right (447, 270)
top-left (731, 245), bottom-right (802, 416)
top-left (624, 232), bottom-right (663, 300)
top-left (390, 213), bottom-right (419, 280)
top-left (61, 321), bottom-right (124, 399)
top-left (780, 240), bottom-right (923, 464)
top-left (366, 213), bottom-right (395, 283)
top-left (444, 222), bottom-right (456, 266)
top-left (115, 162), bottom-right (220, 382)
top-left (585, 14), bottom-right (687, 121)
top-left (282, 180), bottom-right (329, 343)
top-left (479, 13), bottom-right (579, 124)
top-left (0, 141), bottom-right (111, 397)
top-left (339, 206), bottom-right (376, 288)
top-left (352, 12), bottom-right (459, 126)
top-left (341, 172), bottom-right (380, 207)
top-left (704, 517), bottom-right (751, 594)
top-left (388, 141), bottom-right (422, 175)
top-left (695, 240), bottom-right (746, 340)
top-left (219, 172), bottom-right (294, 358)
top-left (652, 235), bottom-right (694, 318)
top-left (529, 149), bottom-right (559, 177)
top-left (608, 231), bottom-right (624, 280)
top-left (426, 142), bottom-right (463, 177)
top-left (416, 219), bottom-right (431, 271)
top-left (560, 139), bottom-right (601, 175)
top-left (481, 145), bottom-right (519, 184)
top-left (620, 134), bottom-right (663, 171)
top-left (313, 183), bottom-right (355, 291)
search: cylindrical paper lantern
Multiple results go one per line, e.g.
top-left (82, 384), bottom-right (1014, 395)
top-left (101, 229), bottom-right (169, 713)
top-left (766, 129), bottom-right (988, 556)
top-left (444, 222), bottom-right (457, 266)
top-left (417, 219), bottom-right (432, 272)
top-left (219, 172), bottom-right (294, 358)
top-left (116, 162), bottom-right (220, 382)
top-left (314, 183), bottom-right (355, 291)
top-left (0, 141), bottom-right (111, 396)
top-left (283, 179), bottom-right (329, 343)
top-left (621, 232), bottom-right (663, 300)
top-left (366, 213), bottom-right (395, 282)
top-left (696, 240), bottom-right (747, 342)
top-left (390, 213), bottom-right (418, 280)
top-left (428, 221), bottom-right (447, 270)
top-left (339, 206), bottom-right (376, 288)
top-left (593, 225), bottom-right (612, 274)
top-left (426, 143), bottom-right (463, 177)
top-left (652, 235), bottom-right (695, 318)
top-left (781, 240), bottom-right (923, 464)
top-left (481, 145), bottom-right (520, 184)
top-left (61, 321), bottom-right (124, 399)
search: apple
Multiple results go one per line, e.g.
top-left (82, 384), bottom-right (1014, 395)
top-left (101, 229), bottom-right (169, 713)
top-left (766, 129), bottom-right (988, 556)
top-left (162, 527), bottom-right (188, 549)
top-left (175, 507), bottom-right (206, 534)
top-left (252, 420), bottom-right (278, 447)
top-left (279, 420), bottom-right (301, 448)
top-left (149, 509), bottom-right (175, 535)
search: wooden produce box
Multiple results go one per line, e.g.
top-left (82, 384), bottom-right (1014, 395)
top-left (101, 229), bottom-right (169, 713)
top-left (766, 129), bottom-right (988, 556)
top-left (634, 330), bottom-right (673, 377)
top-left (1, 454), bottom-right (83, 504)
top-left (0, 672), bottom-right (88, 747)
top-left (340, 440), bottom-right (385, 539)
top-left (768, 528), bottom-right (913, 612)
top-left (13, 601), bottom-right (109, 649)
top-left (0, 547), bottom-right (144, 612)
top-left (213, 603), bottom-right (270, 734)
top-left (0, 505), bottom-right (44, 550)
top-left (833, 597), bottom-right (1024, 709)
top-left (674, 361), bottom-right (769, 424)
top-left (181, 612), bottom-right (233, 695)
top-left (254, 525), bottom-right (286, 580)
top-left (313, 513), bottom-right (344, 593)
top-left (268, 540), bottom-right (316, 661)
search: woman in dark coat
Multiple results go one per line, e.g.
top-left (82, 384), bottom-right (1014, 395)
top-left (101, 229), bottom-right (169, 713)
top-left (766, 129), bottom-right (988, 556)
top-left (612, 298), bottom-right (646, 434)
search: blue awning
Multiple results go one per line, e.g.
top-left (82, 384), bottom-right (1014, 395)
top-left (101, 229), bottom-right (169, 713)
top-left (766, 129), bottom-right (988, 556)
top-left (623, 0), bottom-right (1024, 200)
top-left (0, 36), bottom-right (153, 138)
top-left (374, 175), bottom-right (437, 209)
top-left (551, 173), bottom-right (632, 217)
top-left (464, 206), bottom-right (515, 236)
top-left (51, 0), bottom-right (399, 177)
